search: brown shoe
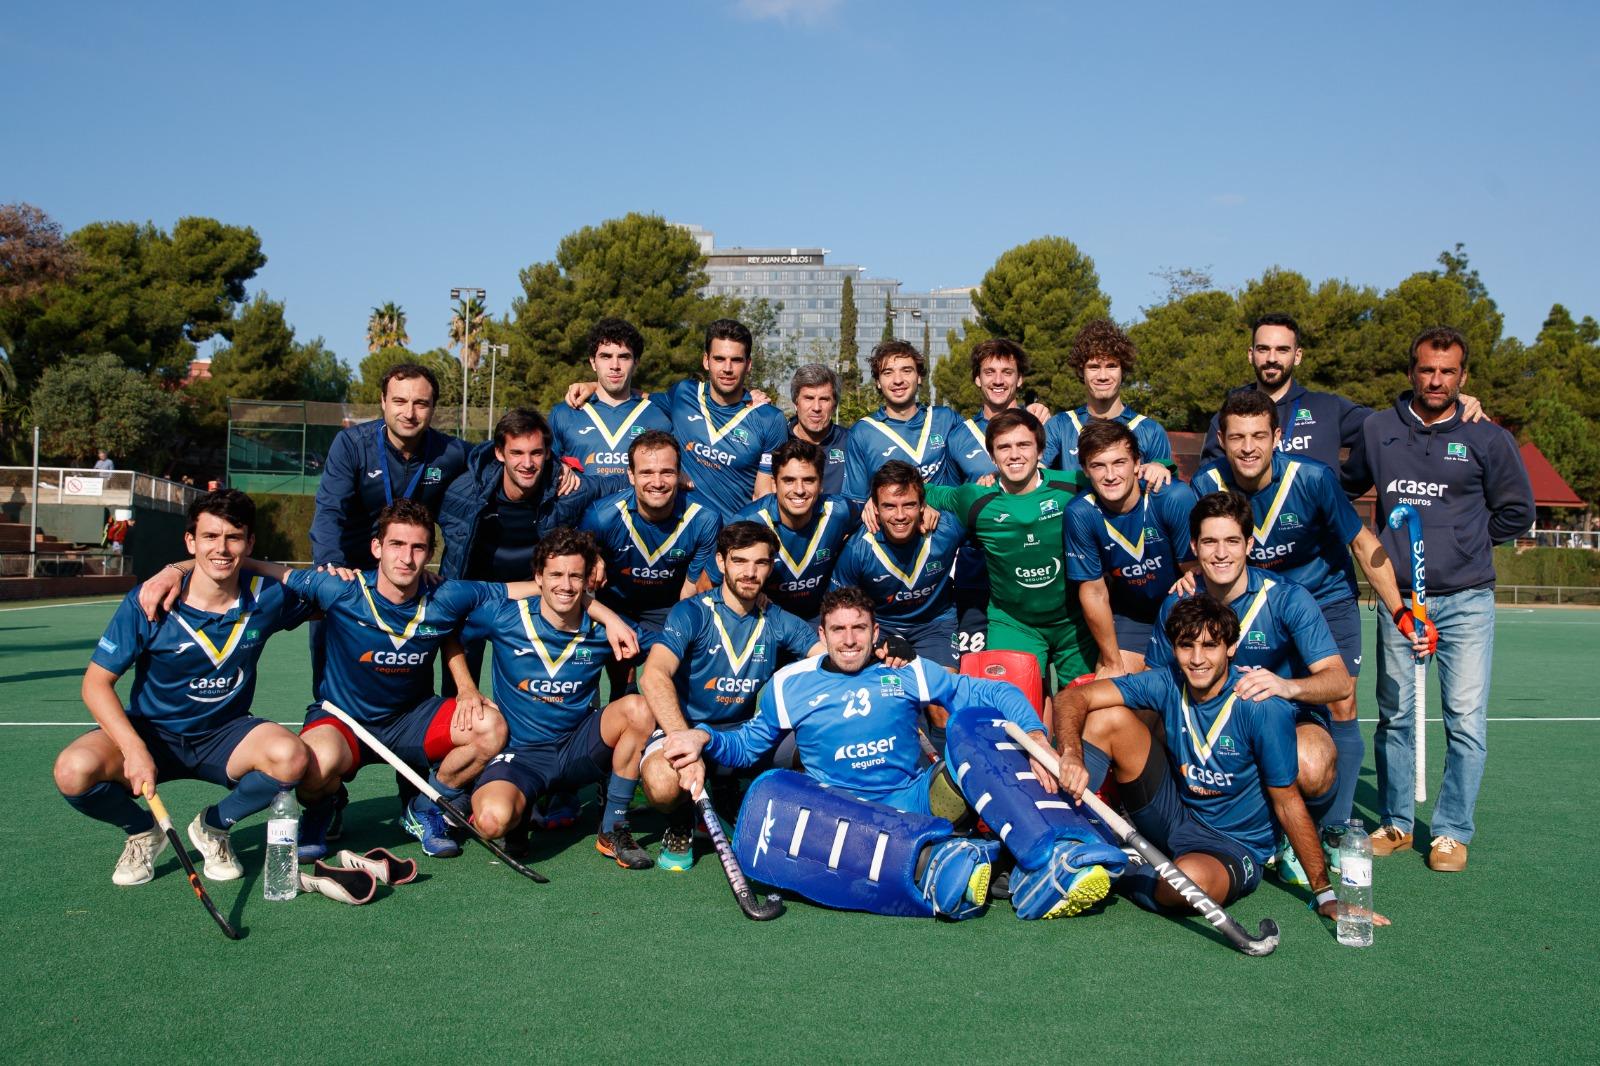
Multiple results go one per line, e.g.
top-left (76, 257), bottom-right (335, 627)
top-left (1428, 836), bottom-right (1468, 872)
top-left (1370, 825), bottom-right (1413, 856)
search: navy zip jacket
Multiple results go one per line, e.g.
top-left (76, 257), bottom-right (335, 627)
top-left (310, 422), bottom-right (470, 567)
top-left (436, 441), bottom-right (627, 581)
top-left (1202, 381), bottom-right (1372, 489)
top-left (1344, 393), bottom-right (1534, 596)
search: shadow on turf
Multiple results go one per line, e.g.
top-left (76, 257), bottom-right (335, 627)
top-left (7, 667), bottom-right (89, 684)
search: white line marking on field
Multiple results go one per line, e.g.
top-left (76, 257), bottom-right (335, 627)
top-left (0, 599), bottom-right (119, 613)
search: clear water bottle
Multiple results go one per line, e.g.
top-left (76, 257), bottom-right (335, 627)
top-left (1336, 817), bottom-right (1373, 947)
top-left (264, 791), bottom-right (300, 901)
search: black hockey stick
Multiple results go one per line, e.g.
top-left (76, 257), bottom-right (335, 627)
top-left (692, 785), bottom-right (783, 921)
top-left (1002, 721), bottom-right (1279, 956)
top-left (145, 789), bottom-right (242, 940)
top-left (320, 700), bottom-right (548, 884)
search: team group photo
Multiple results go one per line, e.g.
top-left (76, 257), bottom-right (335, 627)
top-left (5, 5), bottom-right (1597, 1064)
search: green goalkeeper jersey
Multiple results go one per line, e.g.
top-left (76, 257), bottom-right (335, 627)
top-left (925, 470), bottom-right (1082, 628)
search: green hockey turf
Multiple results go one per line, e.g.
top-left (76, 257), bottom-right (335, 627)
top-left (1, 598), bottom-right (1596, 1064)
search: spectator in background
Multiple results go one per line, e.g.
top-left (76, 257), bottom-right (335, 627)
top-left (93, 450), bottom-right (114, 473)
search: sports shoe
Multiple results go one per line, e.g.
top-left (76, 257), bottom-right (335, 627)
top-left (1428, 835), bottom-right (1468, 872)
top-left (112, 825), bottom-right (169, 886)
top-left (299, 796), bottom-right (339, 862)
top-left (401, 797), bottom-right (463, 858)
top-left (187, 810), bottom-right (244, 881)
top-left (596, 823), bottom-right (653, 870)
top-left (657, 814), bottom-right (695, 872)
top-left (1370, 824), bottom-right (1414, 856)
top-left (1271, 834), bottom-right (1310, 888)
top-left (537, 791), bottom-right (580, 832)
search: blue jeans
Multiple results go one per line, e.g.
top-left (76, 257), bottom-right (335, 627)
top-left (1374, 587), bottom-right (1494, 843)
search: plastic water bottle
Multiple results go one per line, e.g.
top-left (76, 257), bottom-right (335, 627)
top-left (1336, 818), bottom-right (1373, 947)
top-left (264, 791), bottom-right (300, 901)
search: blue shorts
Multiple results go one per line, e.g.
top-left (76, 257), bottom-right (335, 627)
top-left (476, 710), bottom-right (611, 800)
top-left (1320, 597), bottom-right (1363, 676)
top-left (868, 765), bottom-right (936, 817)
top-left (882, 612), bottom-right (958, 669)
top-left (122, 715), bottom-right (272, 788)
top-left (303, 696), bottom-right (455, 781)
top-left (1086, 740), bottom-right (1263, 912)
top-left (1113, 614), bottom-right (1154, 657)
top-left (955, 588), bottom-right (990, 659)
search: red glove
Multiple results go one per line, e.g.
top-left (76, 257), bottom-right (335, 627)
top-left (561, 455), bottom-right (584, 472)
top-left (1392, 607), bottom-right (1438, 656)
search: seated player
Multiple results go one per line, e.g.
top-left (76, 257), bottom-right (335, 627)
top-left (637, 521), bottom-right (823, 870)
top-left (1041, 320), bottom-right (1174, 488)
top-left (721, 438), bottom-right (854, 627)
top-left (1149, 490), bottom-right (1353, 877)
top-left (660, 587), bottom-right (1126, 920)
top-left (54, 490), bottom-right (314, 886)
top-left (1065, 420), bottom-right (1198, 675)
top-left (1054, 597), bottom-right (1389, 928)
top-left (462, 529), bottom-right (658, 869)
top-left (580, 430), bottom-right (720, 689)
top-left (922, 410), bottom-right (1094, 690)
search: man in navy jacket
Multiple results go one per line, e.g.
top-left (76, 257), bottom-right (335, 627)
top-left (1345, 326), bottom-right (1534, 873)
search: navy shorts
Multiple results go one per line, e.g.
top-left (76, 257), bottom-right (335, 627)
top-left (955, 588), bottom-right (990, 659)
top-left (883, 612), bottom-right (958, 669)
top-left (1113, 614), bottom-right (1154, 658)
top-left (476, 710), bottom-right (611, 800)
top-left (1086, 740), bottom-right (1263, 912)
top-left (303, 696), bottom-right (455, 780)
top-left (1320, 597), bottom-right (1363, 677)
top-left (643, 726), bottom-right (780, 779)
top-left (122, 715), bottom-right (273, 788)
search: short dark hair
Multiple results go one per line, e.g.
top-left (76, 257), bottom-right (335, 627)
top-left (770, 438), bottom-right (824, 478)
top-left (1068, 320), bottom-right (1136, 376)
top-left (869, 460), bottom-right (926, 505)
top-left (1075, 420), bottom-right (1140, 467)
top-left (1408, 326), bottom-right (1470, 372)
top-left (381, 363), bottom-right (440, 404)
top-left (790, 363), bottom-right (840, 403)
top-left (375, 499), bottom-right (436, 551)
top-left (627, 429), bottom-right (680, 468)
top-left (493, 406), bottom-right (552, 451)
top-left (1217, 388), bottom-right (1279, 434)
top-left (587, 317), bottom-right (645, 362)
top-left (819, 586), bottom-right (875, 625)
top-left (1165, 595), bottom-right (1240, 650)
top-left (870, 339), bottom-right (925, 380)
top-left (532, 526), bottom-right (599, 579)
top-left (984, 408), bottom-right (1044, 452)
top-left (970, 337), bottom-right (1030, 380)
top-left (705, 318), bottom-right (753, 358)
top-left (717, 520), bottom-right (778, 560)
top-left (1189, 490), bottom-right (1252, 541)
top-left (186, 489), bottom-right (255, 537)
top-left (1251, 313), bottom-right (1302, 349)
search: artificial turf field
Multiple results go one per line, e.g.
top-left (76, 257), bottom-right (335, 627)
top-left (2, 599), bottom-right (1597, 1065)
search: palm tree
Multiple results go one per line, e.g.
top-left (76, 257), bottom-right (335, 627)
top-left (448, 296), bottom-right (487, 370)
top-left (366, 301), bottom-right (409, 353)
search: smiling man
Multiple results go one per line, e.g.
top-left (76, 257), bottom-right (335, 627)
top-left (549, 318), bottom-right (674, 478)
top-left (1042, 320), bottom-right (1173, 489)
top-left (55, 490), bottom-right (315, 887)
top-left (787, 364), bottom-right (849, 496)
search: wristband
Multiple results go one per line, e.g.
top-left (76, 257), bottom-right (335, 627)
top-left (1309, 889), bottom-right (1336, 911)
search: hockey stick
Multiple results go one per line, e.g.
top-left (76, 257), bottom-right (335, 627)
top-left (1386, 505), bottom-right (1428, 804)
top-left (144, 789), bottom-right (242, 940)
top-left (692, 785), bottom-right (784, 921)
top-left (1001, 721), bottom-right (1279, 957)
top-left (319, 700), bottom-right (548, 884)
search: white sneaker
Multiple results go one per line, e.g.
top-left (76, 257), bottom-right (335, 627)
top-left (112, 825), bottom-right (170, 886)
top-left (187, 811), bottom-right (243, 881)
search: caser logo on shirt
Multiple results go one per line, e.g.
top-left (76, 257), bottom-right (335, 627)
top-left (1386, 478), bottom-right (1448, 502)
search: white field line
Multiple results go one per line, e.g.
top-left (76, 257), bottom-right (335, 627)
top-left (0, 598), bottom-right (120, 613)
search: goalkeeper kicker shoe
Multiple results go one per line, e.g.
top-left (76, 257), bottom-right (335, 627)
top-left (1010, 839), bottom-right (1122, 920)
top-left (112, 825), bottom-right (169, 886)
top-left (917, 837), bottom-right (1001, 920)
top-left (187, 810), bottom-right (243, 881)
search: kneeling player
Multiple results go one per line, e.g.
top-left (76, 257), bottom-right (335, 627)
top-left (54, 490), bottom-right (313, 885)
top-left (463, 529), bottom-right (657, 868)
top-left (1054, 596), bottom-right (1380, 923)
top-left (662, 588), bottom-right (1127, 919)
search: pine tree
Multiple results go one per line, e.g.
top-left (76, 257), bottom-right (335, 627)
top-left (837, 275), bottom-right (859, 389)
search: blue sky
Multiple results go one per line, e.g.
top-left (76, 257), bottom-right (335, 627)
top-left (7, 1), bottom-right (1597, 366)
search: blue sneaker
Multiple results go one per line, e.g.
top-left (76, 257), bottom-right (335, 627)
top-left (401, 797), bottom-right (463, 858)
top-left (918, 837), bottom-right (1001, 920)
top-left (1010, 838), bottom-right (1123, 920)
top-left (298, 796), bottom-right (338, 863)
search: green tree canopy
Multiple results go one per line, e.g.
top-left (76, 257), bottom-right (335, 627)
top-left (32, 353), bottom-right (179, 466)
top-left (351, 345), bottom-right (462, 406)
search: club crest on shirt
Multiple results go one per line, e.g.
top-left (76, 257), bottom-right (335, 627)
top-left (1445, 442), bottom-right (1469, 462)
top-left (424, 466), bottom-right (443, 484)
top-left (1278, 512), bottom-right (1301, 530)
top-left (1039, 499), bottom-right (1062, 518)
top-left (879, 674), bottom-right (903, 697)
top-left (1294, 408), bottom-right (1314, 426)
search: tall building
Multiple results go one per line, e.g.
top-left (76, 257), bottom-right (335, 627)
top-left (678, 224), bottom-right (976, 372)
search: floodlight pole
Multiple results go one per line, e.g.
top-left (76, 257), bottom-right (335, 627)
top-left (450, 286), bottom-right (485, 437)
top-left (481, 343), bottom-right (509, 441)
top-left (28, 426), bottom-right (39, 579)
top-left (886, 305), bottom-right (932, 406)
